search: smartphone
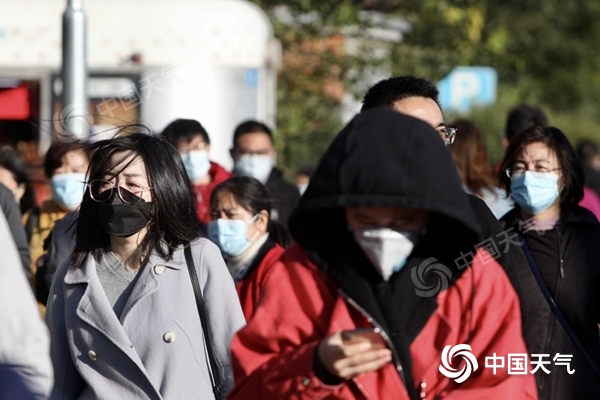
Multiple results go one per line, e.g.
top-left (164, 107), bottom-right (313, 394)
top-left (341, 327), bottom-right (388, 350)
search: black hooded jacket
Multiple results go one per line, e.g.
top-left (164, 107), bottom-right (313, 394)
top-left (288, 109), bottom-right (485, 398)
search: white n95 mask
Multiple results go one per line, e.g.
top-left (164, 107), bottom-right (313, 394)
top-left (352, 227), bottom-right (419, 281)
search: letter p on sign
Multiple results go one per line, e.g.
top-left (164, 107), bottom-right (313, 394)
top-left (438, 67), bottom-right (497, 113)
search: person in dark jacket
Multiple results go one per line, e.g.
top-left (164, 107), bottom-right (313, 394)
top-left (229, 109), bottom-right (536, 400)
top-left (230, 120), bottom-right (300, 229)
top-left (0, 146), bottom-right (37, 219)
top-left (498, 125), bottom-right (600, 399)
top-left (208, 176), bottom-right (290, 320)
top-left (361, 75), bottom-right (525, 314)
top-left (0, 183), bottom-right (31, 277)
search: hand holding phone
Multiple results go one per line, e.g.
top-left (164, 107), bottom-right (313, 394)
top-left (341, 327), bottom-right (388, 350)
top-left (317, 329), bottom-right (392, 380)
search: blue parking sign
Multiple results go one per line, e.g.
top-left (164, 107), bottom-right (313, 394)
top-left (438, 67), bottom-right (497, 113)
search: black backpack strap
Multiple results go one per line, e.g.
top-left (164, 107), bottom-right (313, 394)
top-left (519, 234), bottom-right (600, 379)
top-left (184, 245), bottom-right (223, 400)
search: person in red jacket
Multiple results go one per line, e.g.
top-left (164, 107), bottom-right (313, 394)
top-left (161, 119), bottom-right (231, 229)
top-left (228, 109), bottom-right (537, 400)
top-left (208, 176), bottom-right (291, 320)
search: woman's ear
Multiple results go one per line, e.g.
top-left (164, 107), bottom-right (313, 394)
top-left (256, 209), bottom-right (269, 233)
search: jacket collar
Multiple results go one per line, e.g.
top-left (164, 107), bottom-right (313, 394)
top-left (64, 243), bottom-right (185, 284)
top-left (502, 204), bottom-right (597, 232)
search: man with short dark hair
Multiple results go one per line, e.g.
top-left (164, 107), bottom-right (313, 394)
top-left (162, 119), bottom-right (231, 228)
top-left (230, 120), bottom-right (300, 228)
top-left (360, 76), bottom-right (532, 346)
top-left (362, 76), bottom-right (457, 145)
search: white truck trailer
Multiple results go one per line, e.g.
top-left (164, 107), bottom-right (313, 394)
top-left (0, 0), bottom-right (280, 169)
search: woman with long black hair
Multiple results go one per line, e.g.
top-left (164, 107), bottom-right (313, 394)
top-left (45, 130), bottom-right (245, 399)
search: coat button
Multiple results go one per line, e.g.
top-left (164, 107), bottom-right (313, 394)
top-left (301, 377), bottom-right (310, 387)
top-left (154, 265), bottom-right (166, 275)
top-left (163, 331), bottom-right (176, 343)
top-left (87, 350), bottom-right (98, 361)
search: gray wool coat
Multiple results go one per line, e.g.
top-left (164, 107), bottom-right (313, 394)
top-left (45, 238), bottom-right (246, 400)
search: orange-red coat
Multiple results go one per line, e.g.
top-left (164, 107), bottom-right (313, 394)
top-left (192, 161), bottom-right (231, 226)
top-left (235, 243), bottom-right (285, 320)
top-left (229, 244), bottom-right (537, 400)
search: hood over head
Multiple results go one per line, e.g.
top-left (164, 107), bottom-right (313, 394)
top-left (289, 109), bottom-right (486, 397)
top-left (290, 108), bottom-right (480, 257)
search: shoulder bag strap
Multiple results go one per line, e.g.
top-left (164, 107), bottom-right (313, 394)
top-left (184, 245), bottom-right (223, 400)
top-left (519, 233), bottom-right (600, 379)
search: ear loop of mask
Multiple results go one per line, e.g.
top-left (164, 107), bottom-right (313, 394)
top-left (246, 213), bottom-right (260, 242)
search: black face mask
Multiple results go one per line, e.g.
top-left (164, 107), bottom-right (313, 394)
top-left (97, 188), bottom-right (152, 237)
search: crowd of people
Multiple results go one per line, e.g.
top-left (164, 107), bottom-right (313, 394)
top-left (2, 75), bottom-right (600, 400)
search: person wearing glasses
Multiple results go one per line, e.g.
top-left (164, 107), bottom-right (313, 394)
top-left (45, 131), bottom-right (245, 399)
top-left (162, 119), bottom-right (231, 231)
top-left (498, 126), bottom-right (600, 400)
top-left (360, 75), bottom-right (526, 317)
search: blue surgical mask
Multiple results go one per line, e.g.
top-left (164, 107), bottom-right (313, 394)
top-left (181, 150), bottom-right (210, 183)
top-left (51, 172), bottom-right (87, 210)
top-left (511, 171), bottom-right (560, 214)
top-left (235, 155), bottom-right (273, 183)
top-left (207, 215), bottom-right (258, 257)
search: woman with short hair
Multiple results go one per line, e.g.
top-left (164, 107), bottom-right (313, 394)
top-left (499, 125), bottom-right (600, 399)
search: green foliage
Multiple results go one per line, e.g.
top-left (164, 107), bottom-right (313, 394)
top-left (250, 1), bottom-right (386, 177)
top-left (252, 0), bottom-right (600, 176)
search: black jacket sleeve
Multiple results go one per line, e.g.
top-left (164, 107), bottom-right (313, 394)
top-left (468, 194), bottom-right (523, 299)
top-left (0, 183), bottom-right (32, 278)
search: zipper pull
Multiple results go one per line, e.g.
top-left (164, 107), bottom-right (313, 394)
top-left (560, 259), bottom-right (564, 278)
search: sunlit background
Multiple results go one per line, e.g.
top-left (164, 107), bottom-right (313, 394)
top-left (1, 0), bottom-right (599, 180)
